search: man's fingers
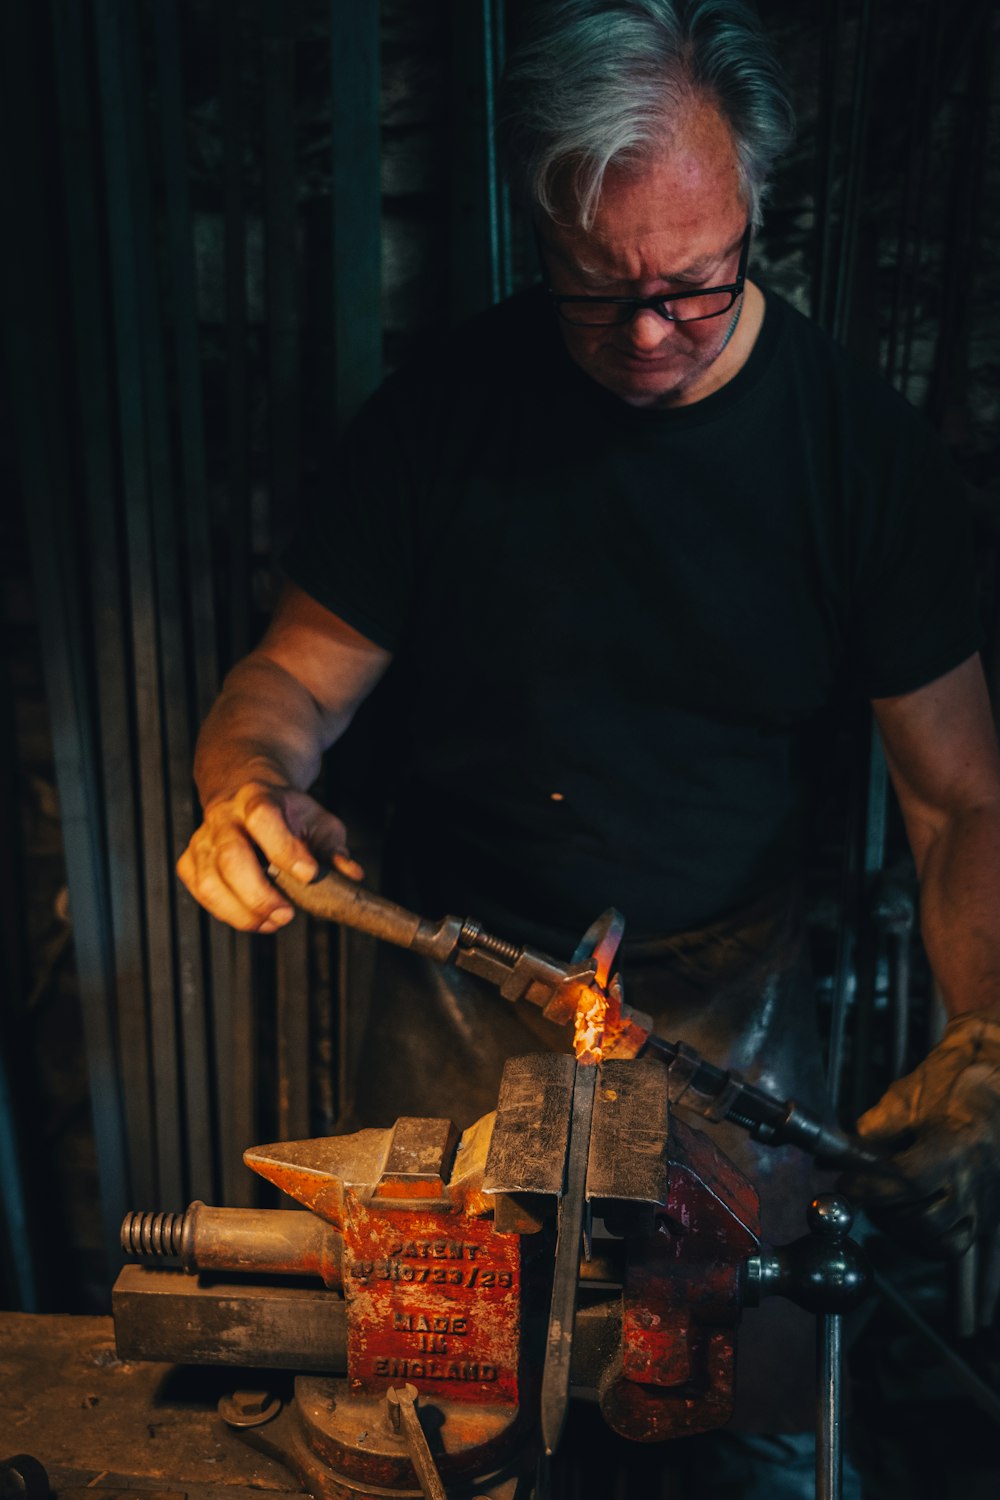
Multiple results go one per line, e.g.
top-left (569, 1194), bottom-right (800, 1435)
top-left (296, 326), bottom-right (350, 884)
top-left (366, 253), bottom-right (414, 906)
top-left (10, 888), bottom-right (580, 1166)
top-left (242, 793), bottom-right (319, 883)
top-left (179, 819), bottom-right (295, 932)
top-left (333, 850), bottom-right (366, 882)
top-left (180, 782), bottom-right (363, 933)
top-left (856, 1088), bottom-right (918, 1142)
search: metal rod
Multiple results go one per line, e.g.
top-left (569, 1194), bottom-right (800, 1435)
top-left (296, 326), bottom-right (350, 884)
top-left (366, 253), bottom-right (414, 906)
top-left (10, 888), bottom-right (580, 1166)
top-left (832, 0), bottom-right (877, 347)
top-left (812, 0), bottom-right (846, 329)
top-left (541, 1062), bottom-right (597, 1456)
top-left (816, 1312), bottom-right (843, 1500)
top-left (388, 1386), bottom-right (448, 1500)
top-left (2, 0), bottom-right (131, 1268)
top-left (50, 0), bottom-right (154, 1202)
top-left (330, 0), bottom-right (382, 431)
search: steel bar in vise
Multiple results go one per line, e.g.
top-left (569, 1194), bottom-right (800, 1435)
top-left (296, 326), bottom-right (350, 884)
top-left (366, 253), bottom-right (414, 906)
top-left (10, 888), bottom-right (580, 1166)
top-left (0, 1), bottom-right (130, 1268)
top-left (330, 0), bottom-right (382, 432)
top-left (541, 1062), bottom-right (597, 1457)
top-left (49, 0), bottom-right (155, 1205)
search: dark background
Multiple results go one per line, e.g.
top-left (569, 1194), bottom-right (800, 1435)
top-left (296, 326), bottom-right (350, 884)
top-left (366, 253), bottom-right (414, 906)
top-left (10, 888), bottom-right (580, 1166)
top-left (1, 2), bottom-right (998, 1493)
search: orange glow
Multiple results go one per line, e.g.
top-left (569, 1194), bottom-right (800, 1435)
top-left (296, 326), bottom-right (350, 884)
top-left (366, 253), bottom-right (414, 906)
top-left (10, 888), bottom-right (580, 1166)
top-left (573, 984), bottom-right (608, 1064)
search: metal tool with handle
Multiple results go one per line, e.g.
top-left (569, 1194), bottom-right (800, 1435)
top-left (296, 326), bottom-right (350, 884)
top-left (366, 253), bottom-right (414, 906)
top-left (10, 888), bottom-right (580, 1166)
top-left (270, 864), bottom-right (882, 1172)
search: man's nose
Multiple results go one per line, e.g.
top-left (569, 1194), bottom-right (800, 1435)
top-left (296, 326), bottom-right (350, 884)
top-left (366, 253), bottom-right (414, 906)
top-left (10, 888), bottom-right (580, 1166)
top-left (624, 305), bottom-right (675, 351)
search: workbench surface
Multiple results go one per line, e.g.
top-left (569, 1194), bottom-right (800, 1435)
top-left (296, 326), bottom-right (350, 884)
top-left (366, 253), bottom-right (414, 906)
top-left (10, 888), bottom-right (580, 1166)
top-left (0, 1313), bottom-right (304, 1498)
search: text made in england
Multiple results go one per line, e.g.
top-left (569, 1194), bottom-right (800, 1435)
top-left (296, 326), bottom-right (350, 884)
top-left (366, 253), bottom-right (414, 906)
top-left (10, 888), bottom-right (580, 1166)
top-left (372, 1357), bottom-right (498, 1383)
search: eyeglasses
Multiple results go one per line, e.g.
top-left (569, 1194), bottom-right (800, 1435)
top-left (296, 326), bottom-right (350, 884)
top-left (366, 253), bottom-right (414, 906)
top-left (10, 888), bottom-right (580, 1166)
top-left (548, 223), bottom-right (752, 327)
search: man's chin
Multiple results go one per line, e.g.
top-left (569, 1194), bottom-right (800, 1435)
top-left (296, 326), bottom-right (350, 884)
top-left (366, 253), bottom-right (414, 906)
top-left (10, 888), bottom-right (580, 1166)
top-left (596, 357), bottom-right (698, 408)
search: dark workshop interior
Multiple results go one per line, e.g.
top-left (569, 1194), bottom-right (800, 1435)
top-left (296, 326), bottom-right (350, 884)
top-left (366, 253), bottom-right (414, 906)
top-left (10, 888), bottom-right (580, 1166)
top-left (1, 2), bottom-right (999, 1498)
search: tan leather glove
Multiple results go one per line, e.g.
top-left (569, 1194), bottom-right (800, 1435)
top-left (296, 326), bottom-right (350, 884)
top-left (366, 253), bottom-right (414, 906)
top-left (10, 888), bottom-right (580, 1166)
top-left (840, 1011), bottom-right (1000, 1258)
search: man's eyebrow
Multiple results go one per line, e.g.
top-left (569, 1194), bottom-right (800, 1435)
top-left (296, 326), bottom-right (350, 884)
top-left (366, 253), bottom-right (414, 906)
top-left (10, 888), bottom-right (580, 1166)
top-left (671, 231), bottom-right (746, 280)
top-left (549, 228), bottom-right (746, 287)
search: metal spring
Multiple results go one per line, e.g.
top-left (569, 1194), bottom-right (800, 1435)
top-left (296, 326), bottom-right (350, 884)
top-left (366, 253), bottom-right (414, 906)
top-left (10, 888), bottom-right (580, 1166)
top-left (459, 920), bottom-right (521, 964)
top-left (120, 1209), bottom-right (186, 1258)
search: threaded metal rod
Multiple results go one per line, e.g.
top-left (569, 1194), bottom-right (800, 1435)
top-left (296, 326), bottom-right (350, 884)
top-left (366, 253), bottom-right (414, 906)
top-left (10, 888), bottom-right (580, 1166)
top-left (121, 1209), bottom-right (186, 1258)
top-left (459, 920), bottom-right (521, 964)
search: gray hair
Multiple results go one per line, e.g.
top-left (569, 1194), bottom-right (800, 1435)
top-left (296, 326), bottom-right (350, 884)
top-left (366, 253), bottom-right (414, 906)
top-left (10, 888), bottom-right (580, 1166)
top-left (496, 0), bottom-right (794, 228)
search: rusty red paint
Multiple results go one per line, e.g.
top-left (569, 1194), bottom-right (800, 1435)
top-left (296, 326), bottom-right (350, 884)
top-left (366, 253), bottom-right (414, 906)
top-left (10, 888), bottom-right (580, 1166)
top-left (600, 1116), bottom-right (759, 1442)
top-left (342, 1189), bottom-right (522, 1407)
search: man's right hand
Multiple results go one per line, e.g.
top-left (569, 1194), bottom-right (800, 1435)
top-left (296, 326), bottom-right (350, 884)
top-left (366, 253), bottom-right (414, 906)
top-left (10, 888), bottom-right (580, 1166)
top-left (177, 780), bottom-right (364, 933)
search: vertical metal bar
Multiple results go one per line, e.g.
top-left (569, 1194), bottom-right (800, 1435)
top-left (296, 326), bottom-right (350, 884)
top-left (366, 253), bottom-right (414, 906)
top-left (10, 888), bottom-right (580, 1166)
top-left (217, 0), bottom-right (255, 1205)
top-left (482, 0), bottom-right (512, 302)
top-left (812, 0), bottom-right (846, 329)
top-left (276, 923), bottom-right (311, 1141)
top-left (152, 0), bottom-right (219, 726)
top-left (0, 1053), bottom-right (37, 1309)
top-left (0, 649), bottom-right (38, 1307)
top-left (262, 26), bottom-right (300, 547)
top-left (832, 0), bottom-right (877, 348)
top-left (897, 3), bottom-right (945, 399)
top-left (450, 0), bottom-right (511, 321)
top-left (149, 0), bottom-right (217, 1204)
top-left (49, 0), bottom-right (155, 1204)
top-left (218, 929), bottom-right (257, 1207)
top-left (0, 3), bottom-right (129, 1270)
top-left (816, 1312), bottom-right (844, 1500)
top-left (330, 0), bottom-right (382, 431)
top-left (849, 727), bottom-right (888, 1116)
top-left (261, 16), bottom-right (310, 1140)
top-left (885, 0), bottom-right (932, 388)
top-left (222, 0), bottom-right (252, 663)
top-left (94, 0), bottom-right (183, 1208)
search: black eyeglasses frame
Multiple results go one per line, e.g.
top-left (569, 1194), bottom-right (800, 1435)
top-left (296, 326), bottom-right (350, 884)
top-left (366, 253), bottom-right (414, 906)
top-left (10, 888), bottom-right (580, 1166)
top-left (547, 222), bottom-right (753, 327)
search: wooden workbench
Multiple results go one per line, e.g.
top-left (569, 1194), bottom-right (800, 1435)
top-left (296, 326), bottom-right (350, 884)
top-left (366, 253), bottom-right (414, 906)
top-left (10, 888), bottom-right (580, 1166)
top-left (0, 1313), bottom-right (304, 1498)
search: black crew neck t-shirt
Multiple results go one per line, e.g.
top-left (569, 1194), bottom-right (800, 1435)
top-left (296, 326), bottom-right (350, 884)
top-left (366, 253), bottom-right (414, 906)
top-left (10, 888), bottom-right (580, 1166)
top-left (284, 286), bottom-right (978, 953)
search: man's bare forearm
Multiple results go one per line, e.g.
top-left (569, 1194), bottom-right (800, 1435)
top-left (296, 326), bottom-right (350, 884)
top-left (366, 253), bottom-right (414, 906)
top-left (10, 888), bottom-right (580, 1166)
top-left (916, 801), bottom-right (1000, 1022)
top-left (193, 653), bottom-right (350, 810)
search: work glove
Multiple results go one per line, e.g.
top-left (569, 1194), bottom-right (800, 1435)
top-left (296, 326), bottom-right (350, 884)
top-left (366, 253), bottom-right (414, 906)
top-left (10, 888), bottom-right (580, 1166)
top-left (840, 1011), bottom-right (1000, 1259)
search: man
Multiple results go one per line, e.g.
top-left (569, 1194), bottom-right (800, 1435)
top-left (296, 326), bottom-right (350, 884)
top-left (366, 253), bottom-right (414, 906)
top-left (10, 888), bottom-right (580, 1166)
top-left (179, 0), bottom-right (1000, 1488)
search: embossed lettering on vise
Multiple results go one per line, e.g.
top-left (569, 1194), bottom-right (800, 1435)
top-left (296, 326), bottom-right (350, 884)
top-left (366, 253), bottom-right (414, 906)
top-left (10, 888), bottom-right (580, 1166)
top-left (342, 1191), bottom-right (521, 1403)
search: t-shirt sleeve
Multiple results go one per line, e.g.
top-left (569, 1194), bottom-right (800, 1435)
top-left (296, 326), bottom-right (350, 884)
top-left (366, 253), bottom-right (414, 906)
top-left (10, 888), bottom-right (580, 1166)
top-left (847, 415), bottom-right (981, 699)
top-left (281, 376), bottom-right (421, 652)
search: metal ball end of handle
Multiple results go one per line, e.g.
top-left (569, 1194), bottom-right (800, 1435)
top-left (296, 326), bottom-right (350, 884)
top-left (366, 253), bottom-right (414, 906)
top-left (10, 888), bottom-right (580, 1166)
top-left (744, 1194), bottom-right (871, 1314)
